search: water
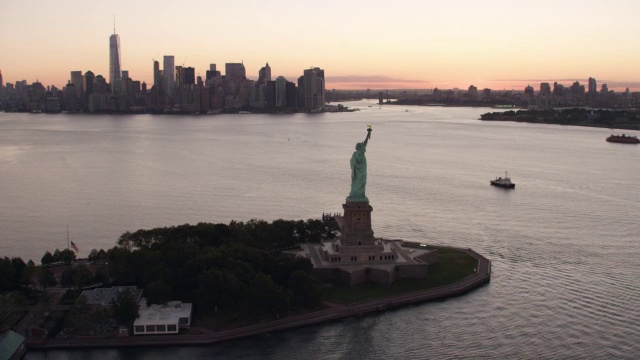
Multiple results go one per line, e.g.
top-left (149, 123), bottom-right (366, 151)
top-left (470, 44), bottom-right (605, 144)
top-left (1, 102), bottom-right (639, 359)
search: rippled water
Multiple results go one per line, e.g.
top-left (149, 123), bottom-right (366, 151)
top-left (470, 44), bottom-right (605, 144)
top-left (2, 102), bottom-right (639, 359)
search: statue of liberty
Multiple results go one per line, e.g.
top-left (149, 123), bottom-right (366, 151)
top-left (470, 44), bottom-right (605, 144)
top-left (347, 126), bottom-right (372, 203)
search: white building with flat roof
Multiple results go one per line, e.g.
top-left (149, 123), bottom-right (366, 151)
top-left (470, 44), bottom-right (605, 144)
top-left (133, 301), bottom-right (192, 335)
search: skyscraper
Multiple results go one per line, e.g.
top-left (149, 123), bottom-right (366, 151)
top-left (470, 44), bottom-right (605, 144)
top-left (258, 63), bottom-right (271, 85)
top-left (70, 71), bottom-right (83, 98)
top-left (275, 76), bottom-right (287, 107)
top-left (164, 56), bottom-right (175, 96)
top-left (0, 69), bottom-right (3, 88)
top-left (588, 77), bottom-right (597, 94)
top-left (225, 63), bottom-right (246, 84)
top-left (109, 23), bottom-right (122, 94)
top-left (153, 60), bottom-right (160, 88)
top-left (183, 67), bottom-right (195, 86)
top-left (303, 67), bottom-right (325, 110)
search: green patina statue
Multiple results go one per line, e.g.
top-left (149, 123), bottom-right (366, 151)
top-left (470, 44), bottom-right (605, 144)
top-left (347, 126), bottom-right (372, 203)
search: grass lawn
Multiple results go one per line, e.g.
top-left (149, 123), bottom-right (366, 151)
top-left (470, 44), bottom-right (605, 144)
top-left (321, 248), bottom-right (477, 304)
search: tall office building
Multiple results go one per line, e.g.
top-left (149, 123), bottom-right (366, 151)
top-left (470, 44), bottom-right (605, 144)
top-left (164, 56), bottom-right (175, 96)
top-left (540, 82), bottom-right (551, 97)
top-left (206, 64), bottom-right (220, 80)
top-left (303, 67), bottom-right (325, 110)
top-left (70, 71), bottom-right (83, 98)
top-left (275, 76), bottom-right (287, 107)
top-left (258, 63), bottom-right (271, 85)
top-left (588, 77), bottom-right (597, 94)
top-left (225, 63), bottom-right (246, 83)
top-left (153, 60), bottom-right (161, 88)
top-left (83, 71), bottom-right (95, 97)
top-left (109, 24), bottom-right (122, 94)
top-left (184, 67), bottom-right (195, 86)
top-left (0, 69), bottom-right (3, 88)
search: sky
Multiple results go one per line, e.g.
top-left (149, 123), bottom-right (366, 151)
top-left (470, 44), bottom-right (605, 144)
top-left (1, 0), bottom-right (639, 91)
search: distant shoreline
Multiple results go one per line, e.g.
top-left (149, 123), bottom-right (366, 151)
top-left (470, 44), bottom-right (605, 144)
top-left (480, 108), bottom-right (640, 131)
top-left (27, 247), bottom-right (490, 351)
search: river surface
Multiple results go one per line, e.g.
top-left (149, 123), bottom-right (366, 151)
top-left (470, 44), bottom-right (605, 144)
top-left (1, 102), bottom-right (639, 359)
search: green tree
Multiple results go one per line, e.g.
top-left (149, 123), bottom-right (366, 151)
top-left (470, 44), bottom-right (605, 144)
top-left (93, 266), bottom-right (110, 285)
top-left (59, 249), bottom-right (76, 264)
top-left (41, 251), bottom-right (54, 265)
top-left (37, 267), bottom-right (57, 290)
top-left (288, 270), bottom-right (323, 310)
top-left (195, 269), bottom-right (246, 314)
top-left (20, 261), bottom-right (36, 287)
top-left (61, 264), bottom-right (93, 289)
top-left (0, 257), bottom-right (17, 292)
top-left (112, 289), bottom-right (140, 327)
top-left (145, 281), bottom-right (172, 305)
top-left (245, 273), bottom-right (290, 317)
top-left (52, 249), bottom-right (62, 263)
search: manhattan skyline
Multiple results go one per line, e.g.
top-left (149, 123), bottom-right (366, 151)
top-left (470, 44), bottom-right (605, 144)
top-left (1, 0), bottom-right (640, 91)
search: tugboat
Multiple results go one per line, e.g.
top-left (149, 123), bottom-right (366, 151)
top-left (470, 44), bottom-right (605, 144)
top-left (490, 172), bottom-right (516, 189)
top-left (606, 134), bottom-right (639, 144)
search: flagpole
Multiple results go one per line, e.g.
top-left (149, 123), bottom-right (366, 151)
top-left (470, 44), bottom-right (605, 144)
top-left (67, 225), bottom-right (70, 251)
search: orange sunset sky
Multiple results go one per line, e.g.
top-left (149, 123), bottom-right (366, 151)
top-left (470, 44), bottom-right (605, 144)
top-left (1, 0), bottom-right (639, 91)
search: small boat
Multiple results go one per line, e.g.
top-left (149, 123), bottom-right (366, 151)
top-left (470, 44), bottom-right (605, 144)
top-left (490, 172), bottom-right (515, 189)
top-left (606, 134), bottom-right (639, 144)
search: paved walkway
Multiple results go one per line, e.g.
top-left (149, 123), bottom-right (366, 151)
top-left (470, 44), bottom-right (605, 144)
top-left (27, 246), bottom-right (491, 350)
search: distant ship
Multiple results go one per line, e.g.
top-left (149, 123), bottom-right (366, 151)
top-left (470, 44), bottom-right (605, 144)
top-left (490, 172), bottom-right (515, 189)
top-left (606, 134), bottom-right (639, 144)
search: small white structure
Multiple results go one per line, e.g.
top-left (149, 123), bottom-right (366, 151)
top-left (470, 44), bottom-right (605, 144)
top-left (133, 301), bottom-right (192, 335)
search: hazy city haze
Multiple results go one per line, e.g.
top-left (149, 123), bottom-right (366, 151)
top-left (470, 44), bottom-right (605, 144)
top-left (1, 0), bottom-right (639, 90)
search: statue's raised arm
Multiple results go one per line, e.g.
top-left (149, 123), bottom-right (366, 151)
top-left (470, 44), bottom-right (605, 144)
top-left (346, 127), bottom-right (373, 203)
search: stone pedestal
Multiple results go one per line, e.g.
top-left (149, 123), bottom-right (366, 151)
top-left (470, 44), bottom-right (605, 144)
top-left (336, 201), bottom-right (379, 248)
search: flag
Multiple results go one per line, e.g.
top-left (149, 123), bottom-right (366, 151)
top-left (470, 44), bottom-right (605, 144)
top-left (70, 241), bottom-right (79, 253)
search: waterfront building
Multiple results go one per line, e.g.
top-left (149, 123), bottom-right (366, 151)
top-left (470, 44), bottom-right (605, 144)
top-left (109, 28), bottom-right (122, 94)
top-left (285, 81), bottom-right (297, 110)
top-left (133, 301), bottom-right (193, 335)
top-left (265, 80), bottom-right (276, 108)
top-left (275, 76), bottom-right (287, 107)
top-left (303, 67), bottom-right (325, 110)
top-left (63, 82), bottom-right (78, 111)
top-left (163, 56), bottom-right (175, 97)
top-left (70, 71), bottom-right (83, 98)
top-left (0, 328), bottom-right (26, 360)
